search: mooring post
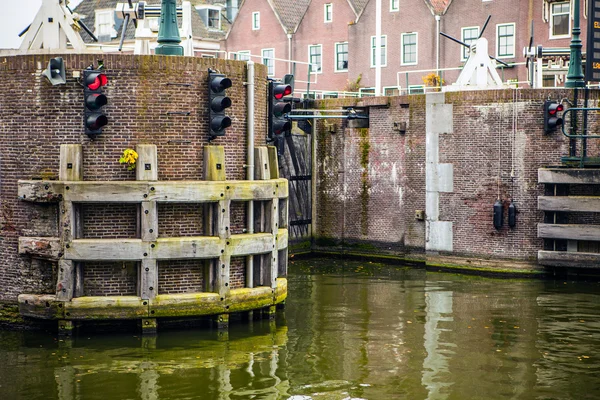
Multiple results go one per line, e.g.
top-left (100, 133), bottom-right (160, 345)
top-left (140, 318), bottom-right (158, 335)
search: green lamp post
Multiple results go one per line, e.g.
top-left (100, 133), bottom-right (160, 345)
top-left (155, 0), bottom-right (184, 56)
top-left (565, 0), bottom-right (585, 88)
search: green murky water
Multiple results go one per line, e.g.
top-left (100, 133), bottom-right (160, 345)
top-left (1, 257), bottom-right (600, 399)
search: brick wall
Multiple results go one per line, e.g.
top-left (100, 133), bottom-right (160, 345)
top-left (313, 89), bottom-right (600, 265)
top-left (0, 54), bottom-right (268, 302)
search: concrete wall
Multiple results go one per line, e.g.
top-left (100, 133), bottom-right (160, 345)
top-left (0, 54), bottom-right (267, 302)
top-left (313, 89), bottom-right (600, 270)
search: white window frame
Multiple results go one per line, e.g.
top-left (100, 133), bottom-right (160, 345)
top-left (370, 35), bottom-right (387, 68)
top-left (252, 12), bottom-right (260, 30)
top-left (390, 0), bottom-right (399, 11)
top-left (262, 48), bottom-right (275, 77)
top-left (324, 3), bottom-right (333, 23)
top-left (496, 23), bottom-right (515, 58)
top-left (401, 32), bottom-right (417, 66)
top-left (95, 9), bottom-right (117, 41)
top-left (309, 44), bottom-right (323, 74)
top-left (549, 2), bottom-right (570, 39)
top-left (235, 50), bottom-right (251, 61)
top-left (461, 26), bottom-right (479, 61)
top-left (207, 8), bottom-right (221, 30)
top-left (334, 42), bottom-right (349, 72)
top-left (408, 85), bottom-right (425, 94)
top-left (383, 86), bottom-right (401, 96)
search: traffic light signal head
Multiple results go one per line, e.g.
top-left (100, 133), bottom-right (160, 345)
top-left (543, 100), bottom-right (564, 134)
top-left (269, 82), bottom-right (292, 138)
top-left (83, 70), bottom-right (108, 136)
top-left (208, 73), bottom-right (232, 137)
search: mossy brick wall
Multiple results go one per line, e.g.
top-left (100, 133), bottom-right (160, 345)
top-left (0, 54), bottom-right (268, 301)
top-left (313, 89), bottom-right (600, 263)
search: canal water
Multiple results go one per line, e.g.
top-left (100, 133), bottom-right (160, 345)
top-left (1, 257), bottom-right (600, 399)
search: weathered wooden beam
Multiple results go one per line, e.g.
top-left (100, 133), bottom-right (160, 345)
top-left (538, 223), bottom-right (600, 241)
top-left (18, 294), bottom-right (64, 319)
top-left (140, 259), bottom-right (157, 300)
top-left (59, 144), bottom-right (83, 181)
top-left (64, 296), bottom-right (148, 320)
top-left (539, 168), bottom-right (600, 184)
top-left (18, 237), bottom-right (61, 259)
top-left (204, 146), bottom-right (226, 181)
top-left (267, 146), bottom-right (280, 179)
top-left (16, 278), bottom-right (288, 320)
top-left (150, 292), bottom-right (224, 318)
top-left (18, 180), bottom-right (288, 203)
top-left (136, 144), bottom-right (158, 181)
top-left (154, 237), bottom-right (222, 259)
top-left (65, 239), bottom-right (147, 261)
top-left (254, 147), bottom-right (271, 180)
top-left (56, 259), bottom-right (74, 301)
top-left (538, 250), bottom-right (600, 268)
top-left (538, 196), bottom-right (600, 212)
top-left (18, 180), bottom-right (62, 202)
top-left (141, 201), bottom-right (158, 241)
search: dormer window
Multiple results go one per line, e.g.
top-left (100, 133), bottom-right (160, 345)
top-left (95, 9), bottom-right (117, 42)
top-left (197, 6), bottom-right (222, 30)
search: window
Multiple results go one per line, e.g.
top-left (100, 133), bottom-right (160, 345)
top-left (262, 48), bottom-right (274, 76)
top-left (252, 12), bottom-right (260, 30)
top-left (309, 45), bottom-right (323, 73)
top-left (95, 10), bottom-right (116, 42)
top-left (370, 35), bottom-right (387, 67)
top-left (390, 0), bottom-right (399, 11)
top-left (401, 33), bottom-right (417, 65)
top-left (208, 9), bottom-right (221, 29)
top-left (324, 3), bottom-right (333, 22)
top-left (408, 85), bottom-right (425, 94)
top-left (335, 42), bottom-right (348, 71)
top-left (550, 2), bottom-right (570, 38)
top-left (234, 50), bottom-right (251, 61)
top-left (461, 27), bottom-right (479, 61)
top-left (497, 23), bottom-right (515, 58)
top-left (383, 86), bottom-right (400, 96)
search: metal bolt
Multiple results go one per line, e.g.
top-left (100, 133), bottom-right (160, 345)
top-left (144, 194), bottom-right (148, 198)
top-left (145, 268), bottom-right (149, 272)
top-left (45, 185), bottom-right (49, 190)
top-left (145, 210), bottom-right (149, 215)
top-left (222, 264), bottom-right (225, 268)
top-left (65, 186), bottom-right (70, 190)
top-left (151, 244), bottom-right (155, 248)
top-left (149, 286), bottom-right (153, 290)
top-left (65, 244), bottom-right (70, 248)
top-left (151, 187), bottom-right (155, 191)
top-left (149, 229), bottom-right (153, 233)
top-left (143, 252), bottom-right (148, 256)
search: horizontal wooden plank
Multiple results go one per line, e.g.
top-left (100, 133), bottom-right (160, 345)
top-left (65, 296), bottom-right (148, 320)
top-left (64, 181), bottom-right (150, 202)
top-left (150, 292), bottom-right (224, 318)
top-left (154, 237), bottom-right (222, 259)
top-left (19, 180), bottom-right (288, 203)
top-left (538, 250), bottom-right (600, 268)
top-left (539, 168), bottom-right (600, 184)
top-left (16, 279), bottom-right (288, 320)
top-left (538, 196), bottom-right (600, 212)
top-left (18, 237), bottom-right (61, 259)
top-left (538, 223), bottom-right (600, 241)
top-left (18, 294), bottom-right (64, 319)
top-left (65, 239), bottom-right (147, 261)
top-left (18, 181), bottom-right (62, 202)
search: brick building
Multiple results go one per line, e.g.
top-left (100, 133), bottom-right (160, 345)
top-left (226, 0), bottom-right (589, 94)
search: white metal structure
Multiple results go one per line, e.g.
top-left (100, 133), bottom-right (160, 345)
top-left (446, 37), bottom-right (505, 91)
top-left (19, 0), bottom-right (87, 52)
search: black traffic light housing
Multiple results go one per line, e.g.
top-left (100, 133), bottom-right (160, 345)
top-left (543, 100), bottom-right (564, 134)
top-left (208, 72), bottom-right (232, 138)
top-left (268, 81), bottom-right (292, 139)
top-left (83, 69), bottom-right (108, 136)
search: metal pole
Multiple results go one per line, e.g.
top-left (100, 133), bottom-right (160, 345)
top-left (246, 61), bottom-right (255, 288)
top-left (565, 0), bottom-right (585, 87)
top-left (375, 0), bottom-right (382, 96)
top-left (155, 0), bottom-right (184, 56)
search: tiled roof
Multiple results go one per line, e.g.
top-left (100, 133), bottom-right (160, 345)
top-left (270, 0), bottom-right (311, 33)
top-left (73, 0), bottom-right (227, 44)
top-left (426, 0), bottom-right (453, 15)
top-left (347, 0), bottom-right (370, 18)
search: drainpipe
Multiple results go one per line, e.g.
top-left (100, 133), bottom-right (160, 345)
top-left (287, 33), bottom-right (293, 74)
top-left (435, 15), bottom-right (441, 76)
top-left (375, 0), bottom-right (382, 96)
top-left (246, 60), bottom-right (255, 288)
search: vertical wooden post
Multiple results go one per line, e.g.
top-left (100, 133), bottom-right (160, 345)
top-left (253, 147), bottom-right (273, 287)
top-left (57, 145), bottom-right (82, 303)
top-left (136, 145), bottom-right (158, 301)
top-left (266, 147), bottom-right (280, 289)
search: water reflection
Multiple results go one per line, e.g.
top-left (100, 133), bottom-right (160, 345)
top-left (1, 258), bottom-right (600, 399)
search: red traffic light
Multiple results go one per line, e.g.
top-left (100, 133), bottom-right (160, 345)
top-left (548, 104), bottom-right (564, 115)
top-left (85, 72), bottom-right (108, 90)
top-left (273, 84), bottom-right (292, 100)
